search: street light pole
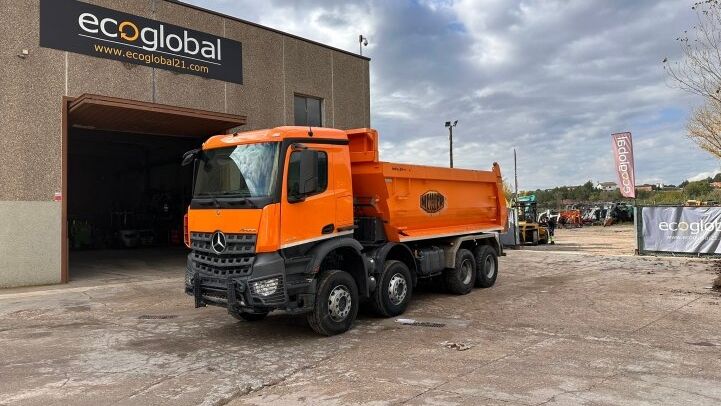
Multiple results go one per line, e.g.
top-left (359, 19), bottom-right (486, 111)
top-left (445, 120), bottom-right (458, 168)
top-left (449, 126), bottom-right (454, 168)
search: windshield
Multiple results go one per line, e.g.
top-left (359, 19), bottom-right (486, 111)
top-left (194, 143), bottom-right (280, 198)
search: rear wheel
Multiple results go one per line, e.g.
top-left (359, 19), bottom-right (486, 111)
top-left (444, 249), bottom-right (476, 295)
top-left (229, 309), bottom-right (269, 322)
top-left (370, 260), bottom-right (413, 317)
top-left (474, 245), bottom-right (498, 288)
top-left (307, 270), bottom-right (359, 336)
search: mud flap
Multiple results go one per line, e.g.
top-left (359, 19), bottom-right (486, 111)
top-left (193, 274), bottom-right (206, 308)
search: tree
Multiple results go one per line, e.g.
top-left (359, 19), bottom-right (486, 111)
top-left (664, 1), bottom-right (721, 158)
top-left (688, 100), bottom-right (721, 157)
top-left (502, 178), bottom-right (514, 204)
top-left (684, 180), bottom-right (713, 198)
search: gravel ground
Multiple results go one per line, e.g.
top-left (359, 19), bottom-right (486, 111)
top-left (1, 225), bottom-right (720, 405)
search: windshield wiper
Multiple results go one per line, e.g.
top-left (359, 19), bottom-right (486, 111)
top-left (224, 195), bottom-right (257, 208)
top-left (195, 193), bottom-right (256, 208)
top-left (238, 197), bottom-right (257, 208)
top-left (195, 195), bottom-right (221, 208)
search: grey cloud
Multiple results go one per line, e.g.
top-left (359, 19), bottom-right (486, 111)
top-left (186, 0), bottom-right (720, 188)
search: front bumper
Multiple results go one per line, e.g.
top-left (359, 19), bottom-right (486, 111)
top-left (185, 252), bottom-right (315, 315)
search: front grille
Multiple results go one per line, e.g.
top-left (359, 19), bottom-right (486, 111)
top-left (190, 232), bottom-right (256, 278)
top-left (190, 232), bottom-right (256, 255)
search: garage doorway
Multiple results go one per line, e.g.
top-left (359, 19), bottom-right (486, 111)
top-left (62, 94), bottom-right (246, 283)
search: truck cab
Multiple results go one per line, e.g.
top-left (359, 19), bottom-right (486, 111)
top-left (184, 126), bottom-right (506, 335)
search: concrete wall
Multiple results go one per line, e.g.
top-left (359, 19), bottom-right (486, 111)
top-left (0, 202), bottom-right (62, 288)
top-left (0, 0), bottom-right (370, 287)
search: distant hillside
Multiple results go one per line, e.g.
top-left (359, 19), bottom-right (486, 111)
top-left (524, 179), bottom-right (721, 207)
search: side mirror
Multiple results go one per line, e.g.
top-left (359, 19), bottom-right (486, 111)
top-left (182, 149), bottom-right (200, 166)
top-left (297, 150), bottom-right (319, 195)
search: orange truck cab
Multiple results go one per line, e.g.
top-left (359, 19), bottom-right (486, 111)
top-left (182, 126), bottom-right (507, 335)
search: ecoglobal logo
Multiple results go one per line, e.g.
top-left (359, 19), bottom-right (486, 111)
top-left (659, 218), bottom-right (721, 235)
top-left (40, 0), bottom-right (243, 84)
top-left (77, 12), bottom-right (222, 62)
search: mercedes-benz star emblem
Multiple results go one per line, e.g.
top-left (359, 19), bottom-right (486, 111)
top-left (211, 231), bottom-right (227, 254)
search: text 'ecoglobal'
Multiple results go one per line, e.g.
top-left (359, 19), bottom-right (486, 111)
top-left (659, 219), bottom-right (721, 234)
top-left (78, 12), bottom-right (221, 62)
top-left (40, 0), bottom-right (243, 83)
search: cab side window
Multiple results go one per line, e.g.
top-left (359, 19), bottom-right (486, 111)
top-left (287, 150), bottom-right (328, 199)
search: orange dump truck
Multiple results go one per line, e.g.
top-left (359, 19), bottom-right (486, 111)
top-left (183, 127), bottom-right (507, 335)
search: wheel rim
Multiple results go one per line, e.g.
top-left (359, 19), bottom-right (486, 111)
top-left (387, 272), bottom-right (408, 305)
top-left (328, 285), bottom-right (352, 322)
top-left (460, 259), bottom-right (473, 285)
top-left (485, 256), bottom-right (496, 278)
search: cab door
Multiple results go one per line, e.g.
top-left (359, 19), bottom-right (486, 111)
top-left (280, 143), bottom-right (337, 250)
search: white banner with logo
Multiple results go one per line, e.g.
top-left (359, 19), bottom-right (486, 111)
top-left (641, 206), bottom-right (721, 254)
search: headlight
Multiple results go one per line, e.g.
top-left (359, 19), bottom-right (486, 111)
top-left (252, 278), bottom-right (279, 297)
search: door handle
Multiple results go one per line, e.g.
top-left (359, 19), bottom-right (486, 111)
top-left (321, 224), bottom-right (335, 234)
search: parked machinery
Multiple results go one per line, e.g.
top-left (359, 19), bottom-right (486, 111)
top-left (559, 209), bottom-right (582, 228)
top-left (514, 194), bottom-right (549, 245)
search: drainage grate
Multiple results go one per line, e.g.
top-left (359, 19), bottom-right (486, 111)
top-left (138, 315), bottom-right (178, 320)
top-left (396, 318), bottom-right (446, 328)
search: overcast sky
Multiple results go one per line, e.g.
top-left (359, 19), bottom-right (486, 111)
top-left (186, 0), bottom-right (719, 190)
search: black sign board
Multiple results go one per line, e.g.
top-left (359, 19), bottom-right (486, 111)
top-left (40, 0), bottom-right (243, 84)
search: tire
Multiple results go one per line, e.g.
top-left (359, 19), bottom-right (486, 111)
top-left (229, 308), bottom-right (269, 322)
top-left (474, 245), bottom-right (498, 288)
top-left (444, 249), bottom-right (476, 295)
top-left (307, 270), bottom-right (359, 336)
top-left (369, 260), bottom-right (413, 317)
top-left (531, 230), bottom-right (539, 246)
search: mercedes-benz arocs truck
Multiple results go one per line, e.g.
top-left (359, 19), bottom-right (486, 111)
top-left (183, 127), bottom-right (507, 335)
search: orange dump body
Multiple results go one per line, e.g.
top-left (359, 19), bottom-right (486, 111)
top-left (347, 129), bottom-right (508, 242)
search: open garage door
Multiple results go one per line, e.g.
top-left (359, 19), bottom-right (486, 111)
top-left (62, 94), bottom-right (246, 283)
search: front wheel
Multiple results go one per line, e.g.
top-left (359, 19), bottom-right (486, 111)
top-left (307, 270), bottom-right (359, 336)
top-left (531, 230), bottom-right (540, 246)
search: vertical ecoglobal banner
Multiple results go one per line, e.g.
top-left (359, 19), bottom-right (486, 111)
top-left (39, 0), bottom-right (243, 84)
top-left (611, 132), bottom-right (636, 198)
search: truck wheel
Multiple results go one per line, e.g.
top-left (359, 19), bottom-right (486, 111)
top-left (531, 230), bottom-right (539, 246)
top-left (444, 249), bottom-right (476, 295)
top-left (229, 309), bottom-right (269, 322)
top-left (474, 245), bottom-right (498, 288)
top-left (307, 270), bottom-right (359, 336)
top-left (370, 260), bottom-right (413, 317)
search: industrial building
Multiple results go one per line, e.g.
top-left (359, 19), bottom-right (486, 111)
top-left (1, 0), bottom-right (370, 287)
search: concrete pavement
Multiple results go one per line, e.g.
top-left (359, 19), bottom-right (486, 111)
top-left (1, 231), bottom-right (720, 405)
